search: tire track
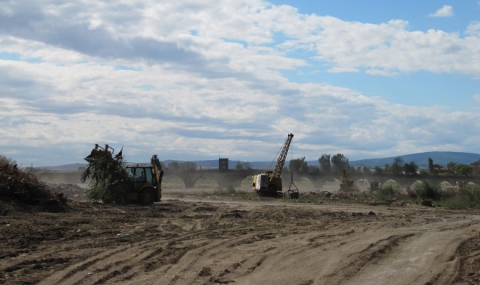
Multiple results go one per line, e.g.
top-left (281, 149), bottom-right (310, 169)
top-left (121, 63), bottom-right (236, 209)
top-left (325, 234), bottom-right (416, 282)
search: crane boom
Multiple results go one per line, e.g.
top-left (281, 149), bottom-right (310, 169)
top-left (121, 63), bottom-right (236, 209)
top-left (252, 133), bottom-right (295, 197)
top-left (272, 133), bottom-right (294, 178)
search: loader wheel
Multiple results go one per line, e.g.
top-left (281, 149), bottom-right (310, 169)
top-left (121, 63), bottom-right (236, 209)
top-left (138, 188), bottom-right (155, 205)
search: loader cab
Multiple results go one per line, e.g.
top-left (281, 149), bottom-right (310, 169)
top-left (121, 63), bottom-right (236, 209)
top-left (127, 167), bottom-right (156, 189)
top-left (126, 166), bottom-right (159, 204)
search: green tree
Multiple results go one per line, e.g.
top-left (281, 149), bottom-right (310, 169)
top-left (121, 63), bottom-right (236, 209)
top-left (384, 164), bottom-right (390, 174)
top-left (403, 161), bottom-right (418, 175)
top-left (331, 153), bottom-right (349, 174)
top-left (289, 157), bottom-right (308, 174)
top-left (168, 161), bottom-right (180, 170)
top-left (349, 166), bottom-right (357, 173)
top-left (361, 166), bottom-right (370, 173)
top-left (235, 162), bottom-right (244, 170)
top-left (242, 162), bottom-right (252, 170)
top-left (318, 154), bottom-right (331, 174)
top-left (236, 162), bottom-right (252, 170)
top-left (374, 166), bottom-right (383, 174)
top-left (180, 161), bottom-right (197, 171)
top-left (472, 160), bottom-right (480, 176)
top-left (453, 164), bottom-right (473, 176)
top-left (308, 165), bottom-right (320, 174)
top-left (428, 157), bottom-right (434, 174)
top-left (447, 162), bottom-right (456, 172)
top-left (418, 181), bottom-right (442, 201)
top-left (391, 157), bottom-right (404, 175)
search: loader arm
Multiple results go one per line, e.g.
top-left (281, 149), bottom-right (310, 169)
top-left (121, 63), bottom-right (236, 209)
top-left (151, 155), bottom-right (164, 201)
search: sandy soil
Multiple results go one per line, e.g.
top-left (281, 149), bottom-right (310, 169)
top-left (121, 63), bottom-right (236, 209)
top-left (1, 191), bottom-right (480, 285)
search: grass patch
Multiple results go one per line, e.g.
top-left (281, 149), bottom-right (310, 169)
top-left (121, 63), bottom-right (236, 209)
top-left (287, 195), bottom-right (324, 204)
top-left (375, 185), bottom-right (396, 201)
top-left (283, 192), bottom-right (325, 204)
top-left (213, 187), bottom-right (258, 200)
top-left (404, 182), bottom-right (480, 209)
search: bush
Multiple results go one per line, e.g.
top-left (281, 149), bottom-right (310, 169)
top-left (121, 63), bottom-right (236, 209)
top-left (418, 181), bottom-right (442, 201)
top-left (214, 186), bottom-right (238, 196)
top-left (406, 187), bottom-right (417, 198)
top-left (376, 185), bottom-right (396, 200)
top-left (443, 185), bottom-right (480, 209)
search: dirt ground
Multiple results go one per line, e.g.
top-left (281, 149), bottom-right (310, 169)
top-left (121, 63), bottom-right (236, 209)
top-left (1, 187), bottom-right (480, 285)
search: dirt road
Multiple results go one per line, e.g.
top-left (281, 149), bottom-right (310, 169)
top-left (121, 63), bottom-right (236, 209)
top-left (1, 196), bottom-right (479, 285)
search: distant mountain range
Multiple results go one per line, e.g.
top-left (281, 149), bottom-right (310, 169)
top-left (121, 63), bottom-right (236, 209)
top-left (348, 151), bottom-right (480, 168)
top-left (39, 151), bottom-right (480, 171)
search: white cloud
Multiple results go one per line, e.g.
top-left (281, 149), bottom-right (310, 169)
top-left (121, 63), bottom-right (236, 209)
top-left (0, 0), bottom-right (479, 165)
top-left (466, 21), bottom-right (480, 37)
top-left (429, 5), bottom-right (454, 18)
top-left (286, 19), bottom-right (480, 76)
top-left (473, 94), bottom-right (480, 104)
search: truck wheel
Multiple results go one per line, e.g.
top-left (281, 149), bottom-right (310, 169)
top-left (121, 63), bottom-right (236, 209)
top-left (138, 188), bottom-right (155, 204)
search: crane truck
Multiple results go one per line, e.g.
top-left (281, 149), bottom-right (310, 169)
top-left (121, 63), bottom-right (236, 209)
top-left (252, 133), bottom-right (299, 198)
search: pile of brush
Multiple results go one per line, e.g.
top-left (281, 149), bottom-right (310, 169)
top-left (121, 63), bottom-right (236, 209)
top-left (81, 145), bottom-right (130, 204)
top-left (0, 161), bottom-right (67, 212)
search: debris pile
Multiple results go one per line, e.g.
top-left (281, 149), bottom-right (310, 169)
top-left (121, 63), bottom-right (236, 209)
top-left (0, 162), bottom-right (67, 212)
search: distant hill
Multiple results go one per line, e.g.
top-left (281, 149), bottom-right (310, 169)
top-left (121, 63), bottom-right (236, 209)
top-left (348, 152), bottom-right (480, 168)
top-left (37, 151), bottom-right (480, 171)
top-left (181, 151), bottom-right (480, 169)
top-left (164, 160), bottom-right (276, 170)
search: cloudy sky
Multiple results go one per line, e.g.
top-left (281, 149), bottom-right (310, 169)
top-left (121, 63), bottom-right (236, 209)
top-left (1, 0), bottom-right (480, 167)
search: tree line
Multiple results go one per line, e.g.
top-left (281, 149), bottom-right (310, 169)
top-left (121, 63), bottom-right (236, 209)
top-left (164, 154), bottom-right (479, 177)
top-left (287, 154), bottom-right (480, 177)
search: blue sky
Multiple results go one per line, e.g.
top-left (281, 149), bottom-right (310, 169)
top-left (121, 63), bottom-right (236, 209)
top-left (0, 0), bottom-right (480, 166)
top-left (271, 0), bottom-right (480, 108)
top-left (272, 1), bottom-right (477, 31)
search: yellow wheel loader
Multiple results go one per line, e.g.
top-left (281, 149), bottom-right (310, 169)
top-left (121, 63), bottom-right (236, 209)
top-left (125, 155), bottom-right (164, 204)
top-left (83, 144), bottom-right (164, 204)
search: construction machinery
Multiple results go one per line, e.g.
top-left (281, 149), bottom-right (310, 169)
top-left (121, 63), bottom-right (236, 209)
top-left (83, 144), bottom-right (164, 204)
top-left (125, 154), bottom-right (164, 204)
top-left (339, 169), bottom-right (355, 191)
top-left (252, 133), bottom-right (299, 198)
